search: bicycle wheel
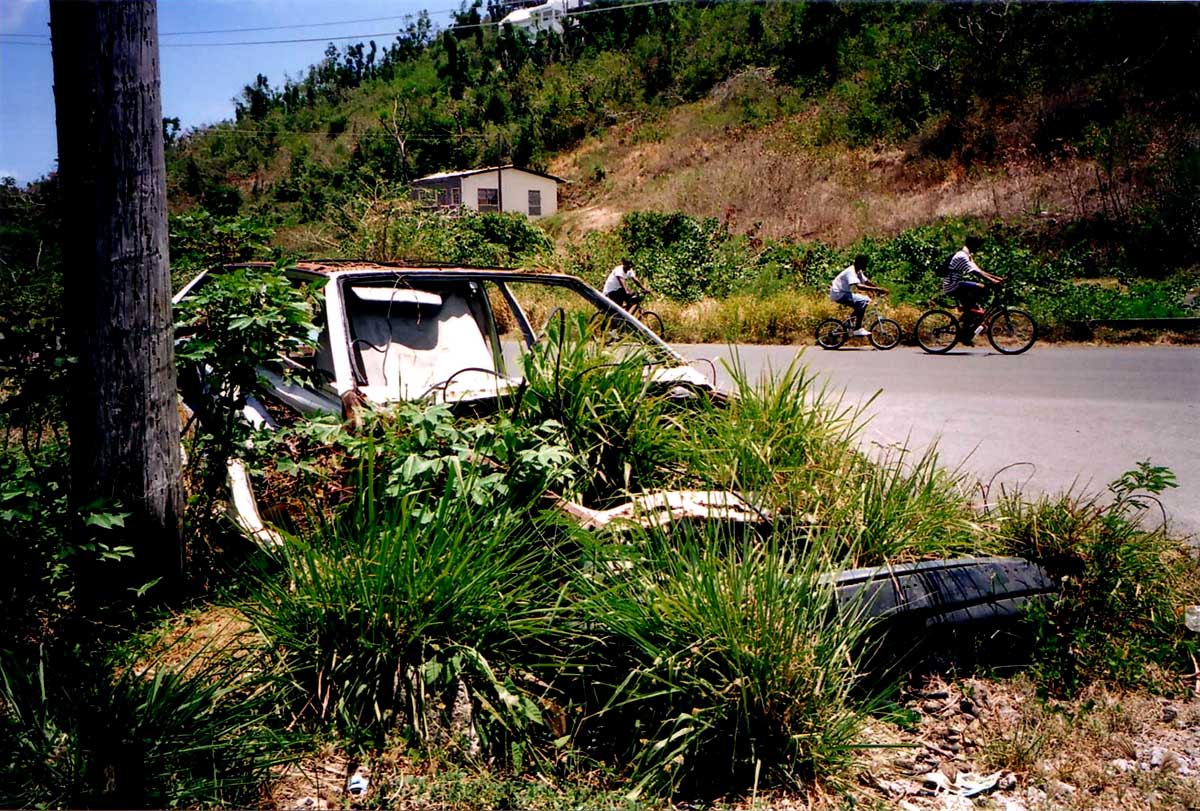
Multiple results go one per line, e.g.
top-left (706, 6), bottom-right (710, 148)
top-left (638, 309), bottom-right (666, 340)
top-left (815, 319), bottom-right (849, 349)
top-left (915, 310), bottom-right (959, 354)
top-left (987, 308), bottom-right (1037, 355)
top-left (869, 318), bottom-right (902, 350)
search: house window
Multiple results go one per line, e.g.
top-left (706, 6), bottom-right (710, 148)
top-left (450, 187), bottom-right (461, 206)
top-left (528, 189), bottom-right (542, 216)
top-left (478, 188), bottom-right (499, 212)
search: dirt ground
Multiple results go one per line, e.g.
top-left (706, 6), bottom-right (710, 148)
top-left (841, 675), bottom-right (1200, 811)
top-left (549, 93), bottom-right (1100, 248)
top-left (263, 672), bottom-right (1200, 811)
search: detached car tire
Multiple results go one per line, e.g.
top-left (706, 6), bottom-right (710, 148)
top-left (831, 556), bottom-right (1055, 629)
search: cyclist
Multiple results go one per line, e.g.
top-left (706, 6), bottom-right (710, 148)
top-left (830, 254), bottom-right (888, 336)
top-left (602, 257), bottom-right (650, 310)
top-left (943, 236), bottom-right (1004, 344)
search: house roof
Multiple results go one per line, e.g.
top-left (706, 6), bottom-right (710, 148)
top-left (412, 164), bottom-right (567, 185)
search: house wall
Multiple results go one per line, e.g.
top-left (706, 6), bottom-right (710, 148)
top-left (461, 170), bottom-right (558, 218)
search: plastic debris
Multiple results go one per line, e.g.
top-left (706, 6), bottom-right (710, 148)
top-left (346, 773), bottom-right (369, 796)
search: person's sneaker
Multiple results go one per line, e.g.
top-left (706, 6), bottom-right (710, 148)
top-left (852, 328), bottom-right (872, 337)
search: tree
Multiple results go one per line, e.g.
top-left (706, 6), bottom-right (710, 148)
top-left (49, 0), bottom-right (184, 593)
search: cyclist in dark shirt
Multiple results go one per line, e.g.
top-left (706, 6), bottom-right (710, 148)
top-left (943, 236), bottom-right (1004, 344)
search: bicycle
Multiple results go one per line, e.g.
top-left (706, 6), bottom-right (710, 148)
top-left (914, 283), bottom-right (1037, 355)
top-left (815, 297), bottom-right (902, 350)
top-left (590, 292), bottom-right (666, 340)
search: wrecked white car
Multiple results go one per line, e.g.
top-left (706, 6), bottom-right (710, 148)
top-left (174, 261), bottom-right (755, 541)
top-left (175, 261), bottom-right (712, 418)
top-left (174, 260), bottom-right (1055, 636)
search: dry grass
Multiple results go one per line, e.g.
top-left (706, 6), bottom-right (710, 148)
top-left (134, 606), bottom-right (257, 676)
top-left (550, 96), bottom-right (1102, 247)
top-left (649, 293), bottom-right (923, 345)
top-left (840, 675), bottom-right (1200, 811)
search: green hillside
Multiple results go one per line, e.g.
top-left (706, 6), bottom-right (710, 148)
top-left (154, 1), bottom-right (1200, 339)
top-left (7, 2), bottom-right (1199, 336)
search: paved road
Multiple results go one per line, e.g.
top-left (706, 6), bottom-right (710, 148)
top-left (675, 344), bottom-right (1200, 537)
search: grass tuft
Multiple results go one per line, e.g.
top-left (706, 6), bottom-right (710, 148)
top-left (992, 461), bottom-right (1200, 693)
top-left (0, 632), bottom-right (289, 808)
top-left (574, 524), bottom-right (872, 798)
top-left (241, 483), bottom-right (564, 753)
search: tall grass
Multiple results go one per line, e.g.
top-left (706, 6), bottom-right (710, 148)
top-left (242, 483), bottom-right (566, 751)
top-left (683, 353), bottom-right (865, 514)
top-left (516, 314), bottom-right (692, 506)
top-left (573, 524), bottom-right (871, 798)
top-left (682, 354), bottom-right (990, 565)
top-left (991, 462), bottom-right (1200, 692)
top-left (808, 446), bottom-right (992, 566)
top-left (0, 635), bottom-right (288, 808)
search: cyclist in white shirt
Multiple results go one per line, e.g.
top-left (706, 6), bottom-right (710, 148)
top-left (829, 255), bottom-right (888, 336)
top-left (602, 257), bottom-right (649, 309)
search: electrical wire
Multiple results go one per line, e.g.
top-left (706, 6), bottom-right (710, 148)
top-left (154, 11), bottom-right (458, 37)
top-left (2, 0), bottom-right (687, 47)
top-left (194, 128), bottom-right (494, 139)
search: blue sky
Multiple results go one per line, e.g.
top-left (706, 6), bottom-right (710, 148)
top-left (0, 0), bottom-right (459, 184)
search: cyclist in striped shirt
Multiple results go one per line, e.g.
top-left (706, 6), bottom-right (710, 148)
top-left (943, 236), bottom-right (1004, 344)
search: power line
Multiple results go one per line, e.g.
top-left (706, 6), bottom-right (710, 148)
top-left (162, 30), bottom-right (422, 48)
top-left (198, 127), bottom-right (495, 139)
top-left (155, 11), bottom-right (457, 37)
top-left (3, 0), bottom-right (685, 47)
top-left (0, 10), bottom-right (457, 39)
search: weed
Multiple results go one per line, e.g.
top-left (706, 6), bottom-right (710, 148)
top-left (811, 446), bottom-right (989, 566)
top-left (994, 461), bottom-right (1200, 693)
top-left (683, 352), bottom-right (860, 513)
top-left (516, 314), bottom-right (691, 506)
top-left (0, 633), bottom-right (289, 808)
top-left (979, 699), bottom-right (1062, 773)
top-left (241, 485), bottom-right (564, 754)
top-left (575, 524), bottom-right (871, 799)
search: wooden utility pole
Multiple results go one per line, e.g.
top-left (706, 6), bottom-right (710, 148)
top-left (49, 0), bottom-right (183, 590)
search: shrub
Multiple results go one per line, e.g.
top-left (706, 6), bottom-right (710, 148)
top-left (575, 526), bottom-right (869, 798)
top-left (994, 461), bottom-right (1200, 693)
top-left (168, 210), bottom-right (274, 290)
top-left (174, 266), bottom-right (319, 508)
top-left (618, 211), bottom-right (743, 302)
top-left (0, 636), bottom-right (289, 808)
top-left (248, 404), bottom-right (577, 527)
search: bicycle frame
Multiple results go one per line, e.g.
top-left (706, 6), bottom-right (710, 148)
top-left (835, 299), bottom-right (889, 329)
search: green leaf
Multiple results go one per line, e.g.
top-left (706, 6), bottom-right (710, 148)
top-left (84, 511), bottom-right (129, 530)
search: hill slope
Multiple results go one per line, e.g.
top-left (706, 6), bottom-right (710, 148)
top-left (550, 73), bottom-right (1094, 246)
top-left (160, 2), bottom-right (1199, 280)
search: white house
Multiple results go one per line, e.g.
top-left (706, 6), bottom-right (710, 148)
top-left (498, 0), bottom-right (586, 36)
top-left (411, 165), bottom-right (564, 219)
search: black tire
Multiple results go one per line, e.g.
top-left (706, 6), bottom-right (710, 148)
top-left (915, 309), bottom-right (959, 354)
top-left (832, 557), bottom-right (1056, 630)
top-left (987, 308), bottom-right (1037, 355)
top-left (815, 319), bottom-right (848, 350)
top-left (869, 318), bottom-right (902, 350)
top-left (639, 309), bottom-right (666, 340)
